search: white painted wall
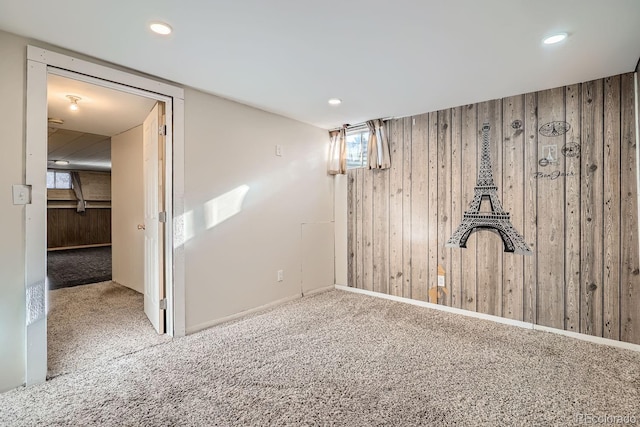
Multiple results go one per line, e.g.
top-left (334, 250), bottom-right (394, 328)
top-left (184, 88), bottom-right (333, 332)
top-left (0, 30), bottom-right (27, 393)
top-left (111, 125), bottom-right (144, 293)
top-left (301, 222), bottom-right (335, 293)
top-left (0, 29), bottom-right (334, 392)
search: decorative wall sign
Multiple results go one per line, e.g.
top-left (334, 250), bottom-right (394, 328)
top-left (542, 145), bottom-right (558, 164)
top-left (511, 120), bottom-right (522, 130)
top-left (539, 121), bottom-right (570, 137)
top-left (538, 158), bottom-right (550, 167)
top-left (446, 124), bottom-right (532, 255)
top-left (561, 142), bottom-right (581, 157)
top-left (533, 170), bottom-right (576, 180)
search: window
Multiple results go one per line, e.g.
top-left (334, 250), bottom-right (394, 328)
top-left (346, 129), bottom-right (369, 169)
top-left (47, 171), bottom-right (72, 189)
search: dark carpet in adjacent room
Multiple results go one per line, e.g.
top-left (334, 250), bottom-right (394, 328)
top-left (47, 246), bottom-right (112, 290)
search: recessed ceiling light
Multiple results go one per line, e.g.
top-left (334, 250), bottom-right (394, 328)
top-left (328, 98), bottom-right (342, 106)
top-left (53, 160), bottom-right (69, 166)
top-left (543, 33), bottom-right (568, 45)
top-left (150, 22), bottom-right (172, 35)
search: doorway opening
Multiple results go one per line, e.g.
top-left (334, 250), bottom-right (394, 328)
top-left (26, 46), bottom-right (186, 386)
top-left (45, 73), bottom-right (171, 377)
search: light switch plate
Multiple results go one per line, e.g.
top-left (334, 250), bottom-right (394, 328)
top-left (275, 145), bottom-right (283, 156)
top-left (12, 184), bottom-right (32, 205)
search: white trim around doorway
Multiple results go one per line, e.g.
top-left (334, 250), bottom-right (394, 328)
top-left (25, 45), bottom-right (186, 386)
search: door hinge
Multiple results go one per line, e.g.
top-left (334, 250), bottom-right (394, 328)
top-left (160, 298), bottom-right (167, 310)
top-left (159, 125), bottom-right (167, 136)
top-left (158, 211), bottom-right (167, 223)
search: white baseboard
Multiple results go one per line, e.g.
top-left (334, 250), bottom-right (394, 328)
top-left (335, 285), bottom-right (640, 353)
top-left (532, 324), bottom-right (640, 352)
top-left (186, 293), bottom-right (302, 335)
top-left (303, 285), bottom-right (335, 297)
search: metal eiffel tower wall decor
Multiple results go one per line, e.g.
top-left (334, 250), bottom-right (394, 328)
top-left (446, 123), bottom-right (532, 255)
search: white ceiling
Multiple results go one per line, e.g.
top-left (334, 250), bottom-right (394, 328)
top-left (46, 74), bottom-right (157, 171)
top-left (48, 74), bottom-right (156, 137)
top-left (1, 0), bottom-right (639, 129)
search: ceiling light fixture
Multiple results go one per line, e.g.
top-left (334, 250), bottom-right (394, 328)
top-left (328, 98), bottom-right (342, 106)
top-left (150, 22), bottom-right (172, 35)
top-left (543, 32), bottom-right (568, 45)
top-left (53, 160), bottom-right (69, 166)
top-left (66, 95), bottom-right (81, 111)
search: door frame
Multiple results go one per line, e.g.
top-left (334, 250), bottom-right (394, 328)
top-left (25, 46), bottom-right (186, 385)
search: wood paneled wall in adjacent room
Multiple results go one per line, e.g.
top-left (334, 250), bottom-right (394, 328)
top-left (47, 171), bottom-right (112, 249)
top-left (347, 72), bottom-right (640, 345)
top-left (47, 208), bottom-right (111, 248)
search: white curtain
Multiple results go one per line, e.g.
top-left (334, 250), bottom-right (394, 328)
top-left (70, 171), bottom-right (86, 213)
top-left (366, 119), bottom-right (391, 169)
top-left (328, 128), bottom-right (347, 175)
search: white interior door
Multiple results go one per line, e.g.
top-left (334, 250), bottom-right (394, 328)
top-left (143, 102), bottom-right (165, 334)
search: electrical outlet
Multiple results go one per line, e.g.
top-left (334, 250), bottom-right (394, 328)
top-left (277, 270), bottom-right (284, 282)
top-left (437, 265), bottom-right (445, 287)
top-left (275, 145), bottom-right (283, 156)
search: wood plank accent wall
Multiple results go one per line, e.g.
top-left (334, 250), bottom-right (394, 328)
top-left (347, 72), bottom-right (640, 345)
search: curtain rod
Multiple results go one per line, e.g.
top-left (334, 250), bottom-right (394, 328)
top-left (329, 117), bottom-right (393, 133)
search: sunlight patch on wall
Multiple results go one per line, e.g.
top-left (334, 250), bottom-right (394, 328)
top-left (203, 185), bottom-right (250, 229)
top-left (179, 184), bottom-right (250, 247)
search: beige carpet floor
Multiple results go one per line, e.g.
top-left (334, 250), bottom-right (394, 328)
top-left (1, 289), bottom-right (639, 426)
top-left (47, 281), bottom-right (170, 378)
